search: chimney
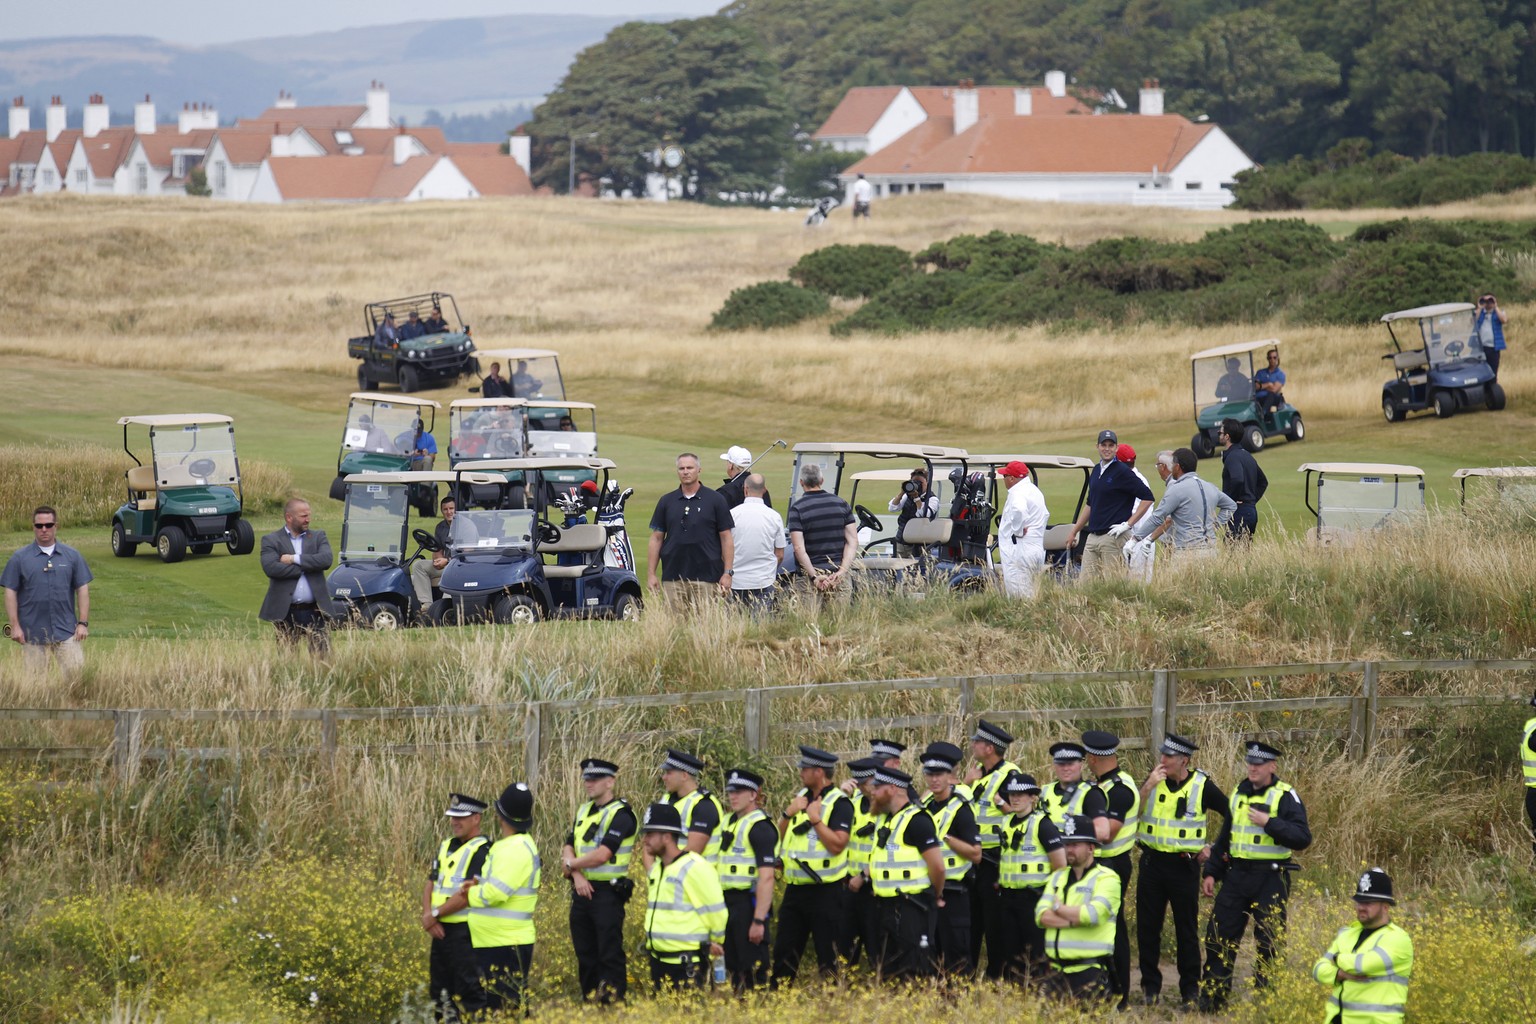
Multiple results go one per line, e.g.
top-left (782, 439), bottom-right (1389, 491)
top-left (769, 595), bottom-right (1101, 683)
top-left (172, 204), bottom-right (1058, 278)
top-left (270, 122), bottom-right (293, 158)
top-left (364, 80), bottom-right (390, 128)
top-left (8, 96), bottom-right (28, 139)
top-left (46, 96), bottom-right (66, 142)
top-left (393, 126), bottom-right (414, 165)
top-left (1139, 78), bottom-right (1164, 116)
top-left (1044, 70), bottom-right (1067, 98)
top-left (1013, 88), bottom-right (1032, 116)
top-left (953, 79), bottom-right (978, 135)
top-left (508, 132), bottom-right (531, 177)
top-left (274, 89), bottom-right (297, 110)
top-left (178, 102), bottom-right (217, 133)
top-left (83, 93), bottom-right (109, 137)
top-left (134, 94), bottom-right (156, 134)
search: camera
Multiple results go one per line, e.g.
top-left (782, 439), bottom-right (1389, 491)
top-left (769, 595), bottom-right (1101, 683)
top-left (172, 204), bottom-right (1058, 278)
top-left (902, 481), bottom-right (918, 495)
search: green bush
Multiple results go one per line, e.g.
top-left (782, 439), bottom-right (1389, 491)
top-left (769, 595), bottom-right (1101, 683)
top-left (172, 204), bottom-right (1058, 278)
top-left (913, 230), bottom-right (1058, 279)
top-left (709, 280), bottom-right (829, 331)
top-left (1234, 150), bottom-right (1536, 210)
top-left (1295, 240), bottom-right (1516, 323)
top-left (831, 271), bottom-right (972, 335)
top-left (788, 243), bottom-right (911, 298)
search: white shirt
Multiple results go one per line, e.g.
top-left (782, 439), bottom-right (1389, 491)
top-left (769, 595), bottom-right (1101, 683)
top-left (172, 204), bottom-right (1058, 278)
top-left (852, 178), bottom-right (874, 203)
top-left (997, 478), bottom-right (1048, 556)
top-left (730, 497), bottom-right (786, 590)
top-left (287, 528), bottom-right (314, 604)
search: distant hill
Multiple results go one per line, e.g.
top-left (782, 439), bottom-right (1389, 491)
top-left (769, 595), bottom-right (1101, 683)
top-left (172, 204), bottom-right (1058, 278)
top-left (0, 14), bottom-right (633, 139)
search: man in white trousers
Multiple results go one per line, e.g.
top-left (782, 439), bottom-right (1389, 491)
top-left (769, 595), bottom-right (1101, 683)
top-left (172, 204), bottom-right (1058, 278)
top-left (996, 461), bottom-right (1048, 597)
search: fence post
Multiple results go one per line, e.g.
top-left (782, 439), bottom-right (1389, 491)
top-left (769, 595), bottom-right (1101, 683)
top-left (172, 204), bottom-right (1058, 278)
top-left (1149, 670), bottom-right (1170, 745)
top-left (1360, 662), bottom-right (1379, 759)
top-left (320, 710), bottom-right (338, 770)
top-left (524, 702), bottom-right (545, 791)
top-left (957, 677), bottom-right (975, 732)
top-left (743, 690), bottom-right (770, 753)
top-left (113, 710), bottom-right (142, 780)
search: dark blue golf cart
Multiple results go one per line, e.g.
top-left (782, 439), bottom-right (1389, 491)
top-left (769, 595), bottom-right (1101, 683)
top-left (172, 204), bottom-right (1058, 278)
top-left (1380, 303), bottom-right (1506, 421)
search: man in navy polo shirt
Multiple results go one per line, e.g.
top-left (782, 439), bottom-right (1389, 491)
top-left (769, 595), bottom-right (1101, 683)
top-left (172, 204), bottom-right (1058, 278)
top-left (647, 452), bottom-right (735, 610)
top-left (1065, 429), bottom-right (1154, 580)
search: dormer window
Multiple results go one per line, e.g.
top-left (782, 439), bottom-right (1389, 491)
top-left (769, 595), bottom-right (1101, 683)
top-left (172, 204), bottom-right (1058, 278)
top-left (334, 130), bottom-right (354, 146)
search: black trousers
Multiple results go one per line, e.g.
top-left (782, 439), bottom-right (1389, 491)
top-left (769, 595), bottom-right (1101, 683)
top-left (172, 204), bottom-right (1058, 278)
top-left (873, 893), bottom-right (934, 980)
top-left (1097, 851), bottom-right (1133, 1006)
top-left (474, 942), bottom-right (533, 1012)
top-left (969, 856), bottom-right (1007, 977)
top-left (844, 879), bottom-right (880, 968)
top-left (650, 950), bottom-right (708, 991)
top-left (428, 921), bottom-right (485, 1021)
top-left (1137, 848), bottom-right (1203, 1001)
top-left (723, 888), bottom-right (770, 992)
top-left (933, 884), bottom-right (972, 976)
top-left (570, 882), bottom-right (628, 1002)
top-left (997, 886), bottom-right (1046, 982)
top-left (1040, 964), bottom-right (1111, 1003)
top-left (772, 881), bottom-right (846, 985)
top-left (1526, 786), bottom-right (1536, 859)
top-left (275, 604), bottom-right (330, 654)
top-left (1201, 863), bottom-right (1292, 1008)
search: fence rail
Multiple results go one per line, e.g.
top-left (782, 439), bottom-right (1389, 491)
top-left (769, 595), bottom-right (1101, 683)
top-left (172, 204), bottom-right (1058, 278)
top-left (1, 659), bottom-right (1530, 789)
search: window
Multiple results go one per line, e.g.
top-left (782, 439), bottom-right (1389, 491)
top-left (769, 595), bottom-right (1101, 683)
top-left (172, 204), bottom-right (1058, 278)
top-left (214, 161), bottom-right (226, 193)
top-left (75, 168), bottom-right (88, 186)
top-left (1220, 181), bottom-right (1237, 191)
top-left (918, 182), bottom-right (945, 192)
top-left (1184, 181), bottom-right (1202, 190)
top-left (136, 164), bottom-right (148, 193)
top-left (334, 130), bottom-right (353, 146)
top-left (41, 169), bottom-right (54, 187)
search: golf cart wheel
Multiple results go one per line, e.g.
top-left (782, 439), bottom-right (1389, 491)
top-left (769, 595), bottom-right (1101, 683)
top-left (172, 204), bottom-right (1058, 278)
top-left (189, 542), bottom-right (215, 556)
top-left (1191, 432), bottom-right (1214, 459)
top-left (1487, 382), bottom-right (1507, 411)
top-left (613, 592), bottom-right (642, 622)
top-left (1242, 424), bottom-right (1265, 453)
top-left (361, 601), bottom-right (404, 631)
top-left (398, 366), bottom-right (421, 394)
top-left (424, 598), bottom-right (457, 627)
top-left (1433, 390), bottom-right (1456, 419)
top-left (492, 593), bottom-right (541, 625)
top-left (357, 365), bottom-right (378, 392)
top-left (1285, 414), bottom-right (1305, 442)
top-left (111, 521), bottom-right (138, 558)
top-left (155, 525), bottom-right (188, 564)
top-left (1382, 396), bottom-right (1404, 423)
top-left (228, 519), bottom-right (256, 556)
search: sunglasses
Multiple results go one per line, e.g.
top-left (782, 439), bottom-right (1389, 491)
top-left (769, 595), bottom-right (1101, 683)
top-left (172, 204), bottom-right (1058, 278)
top-left (34, 522), bottom-right (57, 529)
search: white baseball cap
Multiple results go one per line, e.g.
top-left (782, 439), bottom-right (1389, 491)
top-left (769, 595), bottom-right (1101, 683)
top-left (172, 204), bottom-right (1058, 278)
top-left (720, 445), bottom-right (752, 466)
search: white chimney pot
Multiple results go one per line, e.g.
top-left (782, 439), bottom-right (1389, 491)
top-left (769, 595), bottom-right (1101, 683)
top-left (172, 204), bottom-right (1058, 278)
top-left (83, 95), bottom-right (109, 138)
top-left (392, 131), bottom-right (414, 165)
top-left (134, 95), bottom-right (156, 135)
top-left (1045, 70), bottom-right (1067, 98)
top-left (508, 135), bottom-right (531, 177)
top-left (1139, 81), bottom-right (1164, 116)
top-left (365, 82), bottom-right (390, 129)
top-left (46, 98), bottom-right (67, 142)
top-left (953, 85), bottom-right (979, 135)
top-left (7, 99), bottom-right (28, 139)
top-left (1013, 88), bottom-right (1032, 116)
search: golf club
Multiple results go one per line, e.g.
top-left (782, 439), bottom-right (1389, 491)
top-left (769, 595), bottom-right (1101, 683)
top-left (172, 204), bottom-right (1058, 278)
top-left (744, 439), bottom-right (788, 472)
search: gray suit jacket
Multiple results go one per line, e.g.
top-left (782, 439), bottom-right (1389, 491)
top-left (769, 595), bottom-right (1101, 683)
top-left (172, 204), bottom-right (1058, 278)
top-left (259, 527), bottom-right (339, 621)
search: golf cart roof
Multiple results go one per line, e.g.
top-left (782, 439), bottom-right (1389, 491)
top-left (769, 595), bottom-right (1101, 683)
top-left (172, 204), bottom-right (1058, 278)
top-left (343, 471), bottom-right (501, 486)
top-left (1452, 466), bottom-right (1536, 480)
top-left (475, 348), bottom-right (561, 361)
top-left (849, 469), bottom-right (925, 482)
top-left (1298, 462), bottom-right (1424, 477)
top-left (966, 454), bottom-right (1096, 471)
top-left (117, 414), bottom-right (234, 427)
top-left (450, 398), bottom-right (528, 410)
top-left (347, 393), bottom-right (443, 409)
top-left (526, 401), bottom-right (597, 411)
top-left (1189, 338), bottom-right (1281, 362)
top-left (1380, 302), bottom-right (1475, 323)
top-left (466, 457), bottom-right (615, 473)
top-left (792, 442), bottom-right (970, 460)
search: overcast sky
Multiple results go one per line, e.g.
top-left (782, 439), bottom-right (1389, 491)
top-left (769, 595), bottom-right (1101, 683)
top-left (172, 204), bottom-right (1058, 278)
top-left (9, 1), bottom-right (726, 45)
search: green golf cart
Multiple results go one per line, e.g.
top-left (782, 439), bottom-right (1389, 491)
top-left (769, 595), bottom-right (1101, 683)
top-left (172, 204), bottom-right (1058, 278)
top-left (327, 393), bottom-right (442, 514)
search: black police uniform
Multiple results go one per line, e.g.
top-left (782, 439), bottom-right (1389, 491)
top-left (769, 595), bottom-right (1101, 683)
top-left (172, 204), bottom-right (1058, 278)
top-left (567, 798), bottom-right (637, 1002)
top-left (771, 782), bottom-right (855, 984)
top-left (428, 836), bottom-right (489, 1020)
top-left (924, 788), bottom-right (979, 975)
top-left (1083, 767), bottom-right (1137, 1008)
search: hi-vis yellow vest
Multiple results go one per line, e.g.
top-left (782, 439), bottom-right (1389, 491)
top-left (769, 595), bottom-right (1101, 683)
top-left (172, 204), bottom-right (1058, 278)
top-left (1141, 770), bottom-right (1210, 853)
top-left (782, 787), bottom-right (849, 884)
top-left (1096, 767), bottom-right (1142, 858)
top-left (572, 798), bottom-right (634, 882)
top-left (971, 761), bottom-right (1018, 849)
top-left (466, 833), bottom-right (540, 947)
top-left (1230, 781), bottom-right (1296, 861)
top-left (1042, 780), bottom-right (1089, 825)
top-left (848, 793), bottom-right (879, 872)
top-left (870, 803), bottom-right (932, 897)
top-left (1522, 718), bottom-right (1536, 787)
top-left (671, 788), bottom-right (724, 859)
top-left (1311, 920), bottom-right (1414, 1024)
top-left (432, 835), bottom-right (488, 924)
top-left (1037, 863), bottom-right (1121, 972)
top-left (927, 791), bottom-right (974, 882)
top-left (1000, 812), bottom-right (1053, 888)
top-left (716, 808), bottom-right (776, 891)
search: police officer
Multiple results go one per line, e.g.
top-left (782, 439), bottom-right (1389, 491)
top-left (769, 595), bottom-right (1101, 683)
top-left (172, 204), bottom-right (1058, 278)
top-left (447, 783), bottom-right (539, 1013)
top-left (963, 719), bottom-right (1019, 976)
top-left (867, 765), bottom-right (947, 980)
top-left (716, 768), bottom-right (779, 992)
top-left (1041, 741), bottom-right (1091, 824)
top-left (920, 741), bottom-right (980, 975)
top-left (772, 745), bottom-right (855, 985)
top-left (560, 758), bottom-right (636, 1003)
top-left (996, 771), bottom-right (1065, 981)
top-left (1081, 729), bottom-right (1141, 1010)
top-left (1200, 741), bottom-right (1312, 1012)
top-left (1136, 733), bottom-right (1230, 1006)
top-left (1523, 691), bottom-right (1536, 859)
top-left (1034, 812), bottom-right (1121, 1002)
top-left (421, 793), bottom-right (489, 1021)
top-left (842, 756), bottom-right (883, 968)
top-left (640, 802), bottom-right (728, 991)
top-left (1310, 868), bottom-right (1414, 1024)
top-left (649, 749), bottom-right (723, 872)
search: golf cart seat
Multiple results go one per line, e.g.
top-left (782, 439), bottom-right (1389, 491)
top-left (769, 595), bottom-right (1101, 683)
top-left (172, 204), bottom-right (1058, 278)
top-left (858, 554), bottom-right (920, 572)
top-left (126, 465), bottom-right (158, 510)
top-left (541, 523), bottom-right (607, 578)
top-left (1391, 349), bottom-right (1429, 383)
top-left (900, 518), bottom-right (953, 546)
top-left (1042, 524), bottom-right (1074, 552)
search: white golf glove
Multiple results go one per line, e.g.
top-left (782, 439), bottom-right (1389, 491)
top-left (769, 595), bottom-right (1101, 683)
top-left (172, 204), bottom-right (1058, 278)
top-left (1108, 522), bottom-right (1131, 538)
top-left (1122, 539), bottom-right (1138, 561)
top-left (1139, 538), bottom-right (1156, 556)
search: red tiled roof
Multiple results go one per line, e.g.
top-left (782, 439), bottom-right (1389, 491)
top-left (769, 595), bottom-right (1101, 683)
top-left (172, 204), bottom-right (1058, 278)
top-left (81, 126), bottom-right (135, 178)
top-left (266, 154), bottom-right (392, 200)
top-left (452, 153), bottom-right (533, 197)
top-left (211, 129), bottom-right (275, 165)
top-left (369, 155), bottom-right (438, 199)
top-left (135, 128), bottom-right (216, 168)
top-left (849, 113), bottom-right (1215, 176)
top-left (242, 104), bottom-right (369, 130)
top-left (12, 131), bottom-right (47, 166)
top-left (907, 85), bottom-right (1091, 119)
top-left (815, 86), bottom-right (904, 137)
top-left (446, 142), bottom-right (505, 159)
top-left (0, 135), bottom-right (22, 173)
top-left (47, 129), bottom-right (80, 171)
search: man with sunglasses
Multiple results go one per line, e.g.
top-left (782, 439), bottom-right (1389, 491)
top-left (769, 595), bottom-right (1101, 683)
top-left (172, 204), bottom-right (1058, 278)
top-left (3, 505), bottom-right (93, 676)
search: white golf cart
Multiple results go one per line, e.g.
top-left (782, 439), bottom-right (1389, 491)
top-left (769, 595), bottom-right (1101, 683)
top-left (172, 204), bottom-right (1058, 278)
top-left (1298, 462), bottom-right (1425, 542)
top-left (475, 347), bottom-right (565, 400)
top-left (1451, 466), bottom-right (1536, 507)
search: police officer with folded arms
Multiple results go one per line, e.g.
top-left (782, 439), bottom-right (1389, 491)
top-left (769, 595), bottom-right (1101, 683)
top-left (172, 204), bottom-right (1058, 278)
top-left (962, 719), bottom-right (1019, 976)
top-left (867, 764), bottom-right (947, 979)
top-left (1136, 733), bottom-right (1229, 1007)
top-left (1080, 729), bottom-right (1141, 1011)
top-left (560, 757), bottom-right (636, 1004)
top-left (640, 802), bottom-right (728, 990)
top-left (1311, 868), bottom-right (1413, 1024)
top-left (772, 745), bottom-right (855, 984)
top-left (715, 768), bottom-right (780, 992)
top-left (1200, 741), bottom-right (1312, 1011)
top-left (1034, 812), bottom-right (1121, 1002)
top-left (920, 741), bottom-right (981, 975)
top-left (996, 771), bottom-right (1065, 981)
top-left (421, 793), bottom-right (489, 1021)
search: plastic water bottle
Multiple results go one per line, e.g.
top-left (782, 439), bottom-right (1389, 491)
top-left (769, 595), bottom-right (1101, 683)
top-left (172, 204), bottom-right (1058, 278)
top-left (712, 954), bottom-right (727, 985)
top-left (918, 934), bottom-right (930, 951)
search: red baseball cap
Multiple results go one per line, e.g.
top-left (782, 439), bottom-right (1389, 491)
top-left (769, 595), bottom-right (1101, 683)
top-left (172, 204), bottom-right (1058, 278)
top-left (1116, 444), bottom-right (1136, 463)
top-left (998, 460), bottom-right (1030, 478)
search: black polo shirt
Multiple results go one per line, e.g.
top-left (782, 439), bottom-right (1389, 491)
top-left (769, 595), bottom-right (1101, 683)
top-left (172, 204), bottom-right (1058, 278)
top-left (649, 485), bottom-right (733, 581)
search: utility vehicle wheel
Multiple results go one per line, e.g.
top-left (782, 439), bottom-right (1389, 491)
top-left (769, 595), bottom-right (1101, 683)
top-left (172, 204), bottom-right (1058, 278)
top-left (156, 525), bottom-right (188, 564)
top-left (1383, 397), bottom-right (1404, 423)
top-left (492, 593), bottom-right (541, 625)
top-left (1191, 432), bottom-right (1214, 458)
top-left (613, 593), bottom-right (642, 622)
top-left (358, 366), bottom-right (378, 391)
top-left (1433, 391), bottom-right (1456, 419)
top-left (1487, 382), bottom-right (1506, 411)
top-left (361, 601), bottom-right (404, 631)
top-left (1285, 414), bottom-right (1305, 442)
top-left (228, 519), bottom-right (256, 555)
top-left (425, 598), bottom-right (458, 627)
top-left (1242, 424), bottom-right (1265, 453)
top-left (398, 366), bottom-right (421, 394)
top-left (189, 542), bottom-right (215, 556)
top-left (111, 521), bottom-right (137, 558)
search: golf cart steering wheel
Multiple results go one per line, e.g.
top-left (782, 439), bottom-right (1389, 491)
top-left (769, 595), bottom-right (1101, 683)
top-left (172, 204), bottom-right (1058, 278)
top-left (412, 528), bottom-right (441, 552)
top-left (1444, 340), bottom-right (1463, 357)
top-left (187, 458), bottom-right (217, 479)
top-left (536, 519), bottom-right (563, 545)
top-left (491, 433), bottom-right (519, 456)
top-left (853, 504), bottom-right (884, 534)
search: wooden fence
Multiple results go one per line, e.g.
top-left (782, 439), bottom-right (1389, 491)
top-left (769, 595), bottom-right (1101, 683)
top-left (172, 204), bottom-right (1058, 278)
top-left (1, 659), bottom-right (1531, 790)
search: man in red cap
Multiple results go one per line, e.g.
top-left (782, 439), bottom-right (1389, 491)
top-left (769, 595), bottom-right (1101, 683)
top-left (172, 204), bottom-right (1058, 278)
top-left (997, 461), bottom-right (1048, 597)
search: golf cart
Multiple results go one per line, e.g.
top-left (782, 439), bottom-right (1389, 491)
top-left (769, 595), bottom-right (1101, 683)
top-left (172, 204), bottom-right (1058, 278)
top-left (1298, 462), bottom-right (1425, 542)
top-left (1380, 303), bottom-right (1505, 421)
top-left (327, 394), bottom-right (441, 513)
top-left (1189, 339), bottom-right (1303, 457)
top-left (427, 458), bottom-right (641, 625)
top-left (349, 292), bottom-right (478, 394)
top-left (963, 454), bottom-right (1096, 575)
top-left (111, 414), bottom-right (256, 563)
top-left (325, 471), bottom-right (498, 629)
top-left (1451, 466), bottom-right (1536, 507)
top-left (473, 348), bottom-right (565, 400)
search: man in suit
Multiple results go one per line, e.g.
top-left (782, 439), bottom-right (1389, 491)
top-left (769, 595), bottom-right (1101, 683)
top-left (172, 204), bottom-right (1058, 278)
top-left (259, 498), bottom-right (339, 654)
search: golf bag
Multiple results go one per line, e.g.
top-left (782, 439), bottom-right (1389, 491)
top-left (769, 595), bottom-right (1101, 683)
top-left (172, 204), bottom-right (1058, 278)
top-left (597, 481), bottom-right (636, 572)
top-left (947, 469), bottom-right (994, 563)
top-left (805, 196), bottom-right (839, 226)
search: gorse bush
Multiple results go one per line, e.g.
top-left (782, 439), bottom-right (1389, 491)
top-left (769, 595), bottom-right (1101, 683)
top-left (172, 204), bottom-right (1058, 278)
top-left (1233, 149), bottom-right (1536, 211)
top-left (788, 243), bottom-right (911, 298)
top-left (709, 280), bottom-right (829, 331)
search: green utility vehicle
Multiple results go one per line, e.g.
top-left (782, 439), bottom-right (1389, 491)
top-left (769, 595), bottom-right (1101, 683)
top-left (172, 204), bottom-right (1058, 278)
top-left (349, 292), bottom-right (478, 393)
